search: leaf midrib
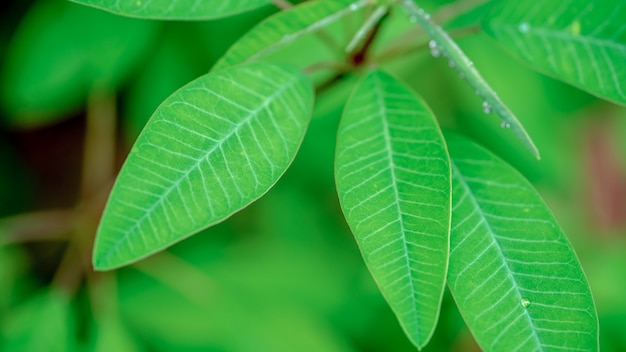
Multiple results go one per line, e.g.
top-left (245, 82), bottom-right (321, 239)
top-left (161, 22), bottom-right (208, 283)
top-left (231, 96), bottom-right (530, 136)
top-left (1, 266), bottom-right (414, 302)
top-left (492, 22), bottom-right (626, 51)
top-left (450, 161), bottom-right (542, 350)
top-left (372, 75), bottom-right (421, 340)
top-left (98, 72), bottom-right (301, 265)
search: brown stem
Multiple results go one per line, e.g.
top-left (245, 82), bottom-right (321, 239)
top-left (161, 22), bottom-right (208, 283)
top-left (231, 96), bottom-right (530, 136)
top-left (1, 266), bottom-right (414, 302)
top-left (0, 209), bottom-right (74, 244)
top-left (81, 89), bottom-right (117, 201)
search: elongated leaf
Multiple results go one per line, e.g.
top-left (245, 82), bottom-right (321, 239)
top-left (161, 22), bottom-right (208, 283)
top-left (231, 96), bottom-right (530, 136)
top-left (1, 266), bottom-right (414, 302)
top-left (446, 133), bottom-right (598, 351)
top-left (399, 1), bottom-right (540, 159)
top-left (70, 0), bottom-right (271, 20)
top-left (482, 0), bottom-right (626, 105)
top-left (94, 63), bottom-right (313, 270)
top-left (213, 0), bottom-right (374, 71)
top-left (335, 70), bottom-right (451, 348)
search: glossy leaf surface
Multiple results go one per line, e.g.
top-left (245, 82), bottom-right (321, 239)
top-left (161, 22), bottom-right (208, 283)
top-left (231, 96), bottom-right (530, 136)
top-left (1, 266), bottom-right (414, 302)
top-left (446, 133), bottom-right (598, 351)
top-left (335, 70), bottom-right (451, 349)
top-left (70, 0), bottom-right (271, 20)
top-left (483, 0), bottom-right (626, 105)
top-left (94, 63), bottom-right (313, 270)
top-left (213, 0), bottom-right (374, 70)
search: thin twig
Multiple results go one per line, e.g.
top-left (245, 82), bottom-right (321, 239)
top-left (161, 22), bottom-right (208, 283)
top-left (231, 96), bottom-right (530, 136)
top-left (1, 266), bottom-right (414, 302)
top-left (81, 89), bottom-right (117, 200)
top-left (0, 209), bottom-right (74, 244)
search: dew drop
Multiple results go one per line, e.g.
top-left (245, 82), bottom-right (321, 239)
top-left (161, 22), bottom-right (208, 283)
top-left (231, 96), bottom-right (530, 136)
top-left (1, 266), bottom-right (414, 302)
top-left (518, 22), bottom-right (531, 33)
top-left (349, 3), bottom-right (358, 11)
top-left (448, 60), bottom-right (456, 68)
top-left (429, 40), bottom-right (441, 58)
top-left (482, 101), bottom-right (492, 114)
top-left (424, 13), bottom-right (431, 20)
top-left (521, 297), bottom-right (531, 308)
top-left (500, 120), bottom-right (511, 128)
top-left (409, 15), bottom-right (418, 23)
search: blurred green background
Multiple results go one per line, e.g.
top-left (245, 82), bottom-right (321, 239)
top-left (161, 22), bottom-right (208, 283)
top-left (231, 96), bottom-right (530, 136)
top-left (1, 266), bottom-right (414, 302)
top-left (1, 0), bottom-right (625, 351)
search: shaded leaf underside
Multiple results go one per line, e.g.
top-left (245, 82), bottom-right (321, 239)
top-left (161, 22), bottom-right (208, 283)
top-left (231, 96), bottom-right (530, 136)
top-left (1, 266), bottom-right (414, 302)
top-left (446, 134), bottom-right (598, 351)
top-left (94, 63), bottom-right (313, 270)
top-left (335, 70), bottom-right (450, 348)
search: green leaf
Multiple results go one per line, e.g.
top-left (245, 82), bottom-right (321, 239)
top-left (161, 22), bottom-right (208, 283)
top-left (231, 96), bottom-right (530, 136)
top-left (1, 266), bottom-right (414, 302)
top-left (482, 0), bottom-right (626, 106)
top-left (213, 0), bottom-right (374, 71)
top-left (1, 291), bottom-right (74, 352)
top-left (399, 1), bottom-right (540, 159)
top-left (0, 0), bottom-right (156, 127)
top-left (446, 133), bottom-right (598, 351)
top-left (335, 69), bottom-right (451, 349)
top-left (70, 0), bottom-right (272, 20)
top-left (93, 62), bottom-right (313, 270)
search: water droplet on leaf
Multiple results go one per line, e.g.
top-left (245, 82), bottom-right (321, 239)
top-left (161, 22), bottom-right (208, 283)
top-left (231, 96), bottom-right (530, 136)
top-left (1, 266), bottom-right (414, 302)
top-left (448, 60), bottom-right (456, 68)
top-left (349, 3), bottom-right (358, 11)
top-left (482, 101), bottom-right (492, 114)
top-left (521, 297), bottom-right (531, 308)
top-left (518, 22), bottom-right (531, 33)
top-left (500, 121), bottom-right (511, 128)
top-left (429, 40), bottom-right (441, 58)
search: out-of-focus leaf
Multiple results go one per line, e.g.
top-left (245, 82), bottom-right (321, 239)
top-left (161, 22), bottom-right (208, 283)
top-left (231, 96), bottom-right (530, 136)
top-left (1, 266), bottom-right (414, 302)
top-left (213, 0), bottom-right (374, 71)
top-left (482, 0), bottom-right (626, 105)
top-left (335, 69), bottom-right (451, 349)
top-left (91, 316), bottom-right (142, 352)
top-left (0, 290), bottom-right (74, 352)
top-left (70, 0), bottom-right (272, 20)
top-left (446, 133), bottom-right (598, 351)
top-left (93, 62), bottom-right (313, 270)
top-left (116, 190), bottom-right (358, 352)
top-left (0, 0), bottom-right (156, 127)
top-left (124, 26), bottom-right (205, 140)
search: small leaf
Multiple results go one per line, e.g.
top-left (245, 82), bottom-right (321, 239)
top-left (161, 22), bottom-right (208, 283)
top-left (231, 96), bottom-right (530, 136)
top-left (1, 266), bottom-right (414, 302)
top-left (70, 0), bottom-right (272, 20)
top-left (446, 133), bottom-right (598, 351)
top-left (482, 0), bottom-right (626, 106)
top-left (399, 1), bottom-right (540, 159)
top-left (94, 62), bottom-right (313, 270)
top-left (335, 70), bottom-right (451, 348)
top-left (213, 0), bottom-right (374, 71)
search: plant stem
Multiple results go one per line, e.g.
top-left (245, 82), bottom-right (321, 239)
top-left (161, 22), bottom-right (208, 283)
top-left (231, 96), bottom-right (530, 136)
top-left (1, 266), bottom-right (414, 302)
top-left (0, 209), bottom-right (74, 244)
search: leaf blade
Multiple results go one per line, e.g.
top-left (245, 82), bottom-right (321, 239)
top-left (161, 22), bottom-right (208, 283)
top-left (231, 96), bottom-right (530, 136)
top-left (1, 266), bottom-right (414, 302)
top-left (94, 62), bottom-right (313, 270)
top-left (482, 0), bottom-right (626, 105)
top-left (69, 0), bottom-right (272, 20)
top-left (212, 0), bottom-right (373, 71)
top-left (446, 133), bottom-right (598, 351)
top-left (335, 70), bottom-right (451, 348)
